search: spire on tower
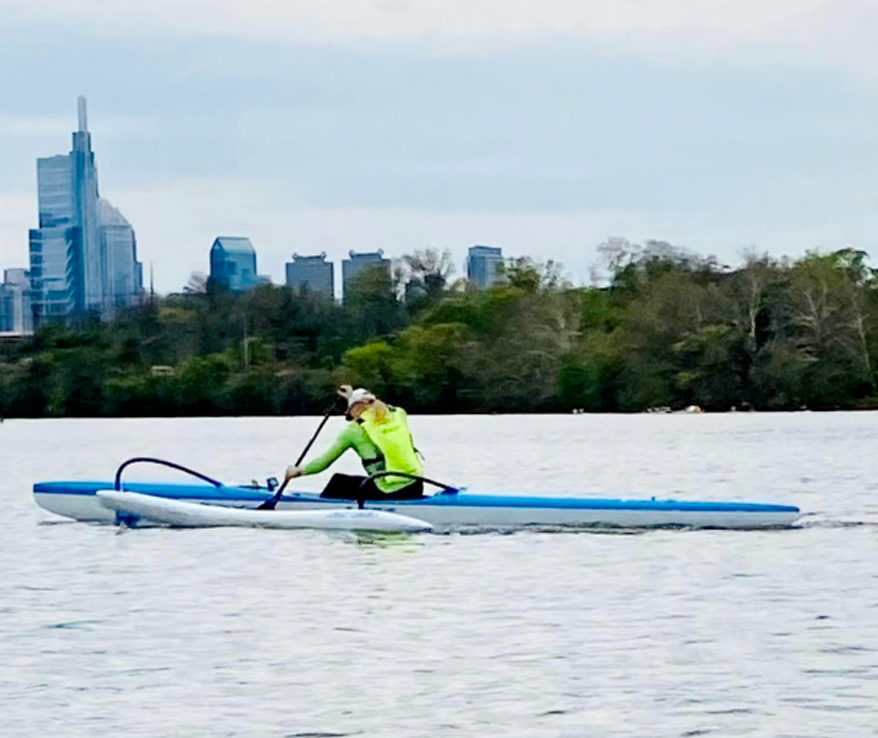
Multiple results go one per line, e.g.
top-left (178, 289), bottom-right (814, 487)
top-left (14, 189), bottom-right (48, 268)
top-left (77, 96), bottom-right (88, 133)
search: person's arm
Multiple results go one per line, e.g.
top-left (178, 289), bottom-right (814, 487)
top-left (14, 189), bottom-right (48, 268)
top-left (297, 426), bottom-right (355, 476)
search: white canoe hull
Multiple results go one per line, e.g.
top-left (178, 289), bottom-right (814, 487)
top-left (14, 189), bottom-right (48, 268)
top-left (95, 491), bottom-right (433, 532)
top-left (276, 497), bottom-right (799, 529)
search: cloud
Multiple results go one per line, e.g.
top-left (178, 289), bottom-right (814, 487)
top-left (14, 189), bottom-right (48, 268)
top-left (0, 115), bottom-right (74, 136)
top-left (2, 3), bottom-right (876, 283)
top-left (3, 0), bottom-right (875, 59)
top-left (80, 176), bottom-right (662, 291)
top-left (0, 113), bottom-right (161, 139)
top-left (5, 172), bottom-right (875, 293)
top-left (94, 175), bottom-right (875, 294)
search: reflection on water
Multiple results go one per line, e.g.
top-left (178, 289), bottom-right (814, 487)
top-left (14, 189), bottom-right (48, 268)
top-left (345, 531), bottom-right (427, 549)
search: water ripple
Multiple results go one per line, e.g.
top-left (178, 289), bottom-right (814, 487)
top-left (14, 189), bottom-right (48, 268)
top-left (2, 414), bottom-right (877, 737)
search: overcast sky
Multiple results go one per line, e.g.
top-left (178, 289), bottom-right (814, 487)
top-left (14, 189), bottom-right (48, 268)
top-left (1, 0), bottom-right (877, 291)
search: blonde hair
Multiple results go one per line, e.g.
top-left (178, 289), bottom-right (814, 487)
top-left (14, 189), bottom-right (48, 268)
top-left (367, 399), bottom-right (391, 423)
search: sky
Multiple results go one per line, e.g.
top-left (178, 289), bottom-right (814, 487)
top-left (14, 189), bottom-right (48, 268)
top-left (1, 0), bottom-right (877, 291)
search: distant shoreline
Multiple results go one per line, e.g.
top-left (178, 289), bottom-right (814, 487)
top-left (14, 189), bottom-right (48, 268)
top-left (4, 246), bottom-right (878, 418)
top-left (4, 406), bottom-right (878, 421)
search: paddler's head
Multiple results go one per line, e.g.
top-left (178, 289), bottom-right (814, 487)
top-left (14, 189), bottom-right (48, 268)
top-left (346, 387), bottom-right (376, 420)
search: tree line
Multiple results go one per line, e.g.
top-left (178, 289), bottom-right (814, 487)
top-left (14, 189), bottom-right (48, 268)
top-left (3, 242), bottom-right (878, 418)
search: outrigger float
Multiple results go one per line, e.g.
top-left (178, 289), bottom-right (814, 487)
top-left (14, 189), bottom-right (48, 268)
top-left (33, 458), bottom-right (801, 531)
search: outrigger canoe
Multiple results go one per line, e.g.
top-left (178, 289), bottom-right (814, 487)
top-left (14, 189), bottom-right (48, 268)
top-left (33, 458), bottom-right (800, 530)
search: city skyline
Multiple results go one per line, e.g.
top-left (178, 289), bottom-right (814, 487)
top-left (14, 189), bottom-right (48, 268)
top-left (1, 3), bottom-right (878, 293)
top-left (25, 98), bottom-right (142, 324)
top-left (211, 244), bottom-right (502, 300)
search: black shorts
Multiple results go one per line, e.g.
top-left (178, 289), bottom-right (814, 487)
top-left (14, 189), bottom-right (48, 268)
top-left (319, 473), bottom-right (424, 501)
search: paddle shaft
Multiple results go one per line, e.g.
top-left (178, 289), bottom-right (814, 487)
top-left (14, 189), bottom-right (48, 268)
top-left (258, 403), bottom-right (337, 510)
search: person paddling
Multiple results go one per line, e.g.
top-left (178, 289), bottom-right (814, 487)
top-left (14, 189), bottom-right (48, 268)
top-left (284, 386), bottom-right (425, 500)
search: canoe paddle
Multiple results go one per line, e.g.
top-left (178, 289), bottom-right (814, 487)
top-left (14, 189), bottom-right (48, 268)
top-left (257, 400), bottom-right (339, 510)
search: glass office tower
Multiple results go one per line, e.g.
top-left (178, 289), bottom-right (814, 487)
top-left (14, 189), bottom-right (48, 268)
top-left (29, 97), bottom-right (142, 323)
top-left (286, 253), bottom-right (334, 298)
top-left (209, 237), bottom-right (260, 292)
top-left (466, 245), bottom-right (504, 288)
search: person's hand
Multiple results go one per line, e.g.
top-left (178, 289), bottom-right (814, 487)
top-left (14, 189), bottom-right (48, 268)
top-left (285, 465), bottom-right (303, 481)
top-left (337, 384), bottom-right (354, 400)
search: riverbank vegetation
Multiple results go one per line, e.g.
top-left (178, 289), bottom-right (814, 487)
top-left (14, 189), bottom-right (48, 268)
top-left (3, 242), bottom-right (878, 417)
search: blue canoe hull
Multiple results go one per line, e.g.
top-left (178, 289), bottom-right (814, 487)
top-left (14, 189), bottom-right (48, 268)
top-left (33, 481), bottom-right (801, 529)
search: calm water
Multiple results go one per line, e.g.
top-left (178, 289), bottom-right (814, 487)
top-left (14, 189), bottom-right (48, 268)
top-left (1, 413), bottom-right (876, 737)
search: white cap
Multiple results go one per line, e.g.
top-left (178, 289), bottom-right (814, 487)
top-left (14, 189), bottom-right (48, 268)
top-left (347, 388), bottom-right (376, 408)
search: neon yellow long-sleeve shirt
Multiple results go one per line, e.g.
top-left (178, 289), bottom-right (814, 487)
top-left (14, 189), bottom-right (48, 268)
top-left (301, 422), bottom-right (384, 477)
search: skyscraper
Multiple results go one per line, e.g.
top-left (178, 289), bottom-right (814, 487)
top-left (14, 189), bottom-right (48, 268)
top-left (29, 155), bottom-right (77, 319)
top-left (99, 199), bottom-right (142, 310)
top-left (342, 250), bottom-right (391, 301)
top-left (71, 96), bottom-right (102, 310)
top-left (286, 253), bottom-right (334, 298)
top-left (466, 245), bottom-right (504, 288)
top-left (28, 97), bottom-right (142, 323)
top-left (209, 237), bottom-right (263, 292)
top-left (0, 269), bottom-right (33, 334)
